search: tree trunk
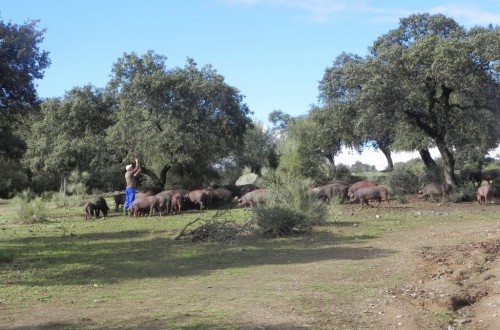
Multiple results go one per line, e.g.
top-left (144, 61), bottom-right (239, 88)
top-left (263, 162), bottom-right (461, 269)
top-left (159, 165), bottom-right (171, 189)
top-left (140, 166), bottom-right (163, 191)
top-left (59, 173), bottom-right (68, 195)
top-left (418, 148), bottom-right (439, 172)
top-left (435, 140), bottom-right (457, 186)
top-left (378, 145), bottom-right (393, 171)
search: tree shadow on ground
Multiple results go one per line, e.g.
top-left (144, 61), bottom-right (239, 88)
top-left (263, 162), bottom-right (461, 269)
top-left (2, 227), bottom-right (395, 286)
top-left (3, 319), bottom-right (313, 330)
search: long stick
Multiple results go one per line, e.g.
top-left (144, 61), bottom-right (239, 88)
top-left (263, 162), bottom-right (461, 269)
top-left (174, 217), bottom-right (201, 240)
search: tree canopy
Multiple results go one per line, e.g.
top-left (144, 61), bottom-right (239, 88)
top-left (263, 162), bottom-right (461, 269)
top-left (0, 18), bottom-right (50, 160)
top-left (23, 85), bottom-right (115, 192)
top-left (106, 52), bottom-right (254, 189)
top-left (316, 13), bottom-right (500, 184)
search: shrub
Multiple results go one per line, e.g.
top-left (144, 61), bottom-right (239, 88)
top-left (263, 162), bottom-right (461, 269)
top-left (387, 167), bottom-right (419, 197)
top-left (30, 172), bottom-right (59, 195)
top-left (492, 178), bottom-right (500, 197)
top-left (331, 164), bottom-right (351, 183)
top-left (251, 171), bottom-right (327, 237)
top-left (67, 170), bottom-right (91, 195)
top-left (13, 190), bottom-right (47, 224)
top-left (449, 183), bottom-right (477, 203)
top-left (418, 166), bottom-right (444, 186)
top-left (0, 158), bottom-right (29, 198)
top-left (51, 192), bottom-right (86, 208)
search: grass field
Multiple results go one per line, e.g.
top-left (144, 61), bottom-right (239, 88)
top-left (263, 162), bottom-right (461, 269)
top-left (0, 196), bottom-right (499, 329)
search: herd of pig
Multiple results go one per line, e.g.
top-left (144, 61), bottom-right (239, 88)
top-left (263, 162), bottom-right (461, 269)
top-left (84, 183), bottom-right (263, 219)
top-left (84, 180), bottom-right (494, 219)
top-left (308, 180), bottom-right (493, 207)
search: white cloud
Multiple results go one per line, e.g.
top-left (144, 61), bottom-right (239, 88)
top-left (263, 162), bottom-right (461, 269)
top-left (222, 0), bottom-right (500, 25)
top-left (428, 5), bottom-right (500, 25)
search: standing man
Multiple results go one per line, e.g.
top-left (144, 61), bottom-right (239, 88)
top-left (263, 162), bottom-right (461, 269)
top-left (124, 158), bottom-right (141, 212)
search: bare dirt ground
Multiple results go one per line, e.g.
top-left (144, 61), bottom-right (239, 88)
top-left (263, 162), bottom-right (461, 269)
top-left (1, 200), bottom-right (499, 330)
top-left (352, 205), bottom-right (500, 330)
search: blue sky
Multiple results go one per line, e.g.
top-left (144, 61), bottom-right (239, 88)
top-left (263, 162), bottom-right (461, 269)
top-left (2, 0), bottom-right (500, 169)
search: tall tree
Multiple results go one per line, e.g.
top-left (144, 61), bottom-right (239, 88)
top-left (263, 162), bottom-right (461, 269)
top-left (0, 18), bottom-right (50, 160)
top-left (369, 14), bottom-right (500, 185)
top-left (318, 14), bottom-right (500, 184)
top-left (24, 85), bottom-right (115, 193)
top-left (106, 52), bottom-right (253, 189)
top-left (236, 122), bottom-right (278, 175)
top-left (315, 52), bottom-right (397, 170)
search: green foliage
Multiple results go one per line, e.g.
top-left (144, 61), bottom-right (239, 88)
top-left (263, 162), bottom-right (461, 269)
top-left (418, 166), bottom-right (445, 187)
top-left (67, 170), bottom-right (91, 195)
top-left (492, 179), bottom-right (500, 198)
top-left (275, 117), bottom-right (330, 180)
top-left (387, 167), bottom-right (419, 196)
top-left (235, 122), bottom-right (278, 175)
top-left (317, 14), bottom-right (500, 185)
top-left (252, 170), bottom-right (327, 237)
top-left (13, 190), bottom-right (47, 224)
top-left (24, 86), bottom-right (114, 171)
top-left (50, 192), bottom-right (86, 208)
top-left (107, 53), bottom-right (253, 189)
top-left (349, 161), bottom-right (376, 173)
top-left (449, 183), bottom-right (477, 203)
top-left (331, 164), bottom-right (352, 183)
top-left (0, 158), bottom-right (29, 198)
top-left (30, 171), bottom-right (60, 195)
top-left (0, 19), bottom-right (50, 161)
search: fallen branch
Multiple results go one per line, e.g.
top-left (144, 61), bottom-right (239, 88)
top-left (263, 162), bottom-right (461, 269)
top-left (174, 217), bottom-right (202, 240)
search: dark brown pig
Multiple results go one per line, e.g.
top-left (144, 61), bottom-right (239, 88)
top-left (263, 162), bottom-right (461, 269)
top-left (238, 189), bottom-right (270, 207)
top-left (84, 202), bottom-right (95, 220)
top-left (418, 183), bottom-right (452, 203)
top-left (212, 187), bottom-right (234, 208)
top-left (477, 184), bottom-right (492, 205)
top-left (114, 192), bottom-right (126, 212)
top-left (93, 196), bottom-right (110, 218)
top-left (350, 186), bottom-right (390, 208)
top-left (348, 181), bottom-right (378, 198)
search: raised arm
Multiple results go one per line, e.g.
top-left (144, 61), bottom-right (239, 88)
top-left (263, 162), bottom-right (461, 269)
top-left (132, 158), bottom-right (141, 176)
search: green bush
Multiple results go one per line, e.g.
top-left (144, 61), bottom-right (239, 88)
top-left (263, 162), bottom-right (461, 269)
top-left (449, 183), bottom-right (477, 203)
top-left (51, 192), bottom-right (86, 208)
top-left (30, 172), bottom-right (59, 195)
top-left (418, 167), bottom-right (444, 186)
top-left (13, 190), bottom-right (47, 224)
top-left (492, 178), bottom-right (500, 197)
top-left (252, 171), bottom-right (327, 237)
top-left (0, 158), bottom-right (29, 198)
top-left (67, 170), bottom-right (91, 195)
top-left (331, 164), bottom-right (351, 183)
top-left (387, 167), bottom-right (419, 197)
